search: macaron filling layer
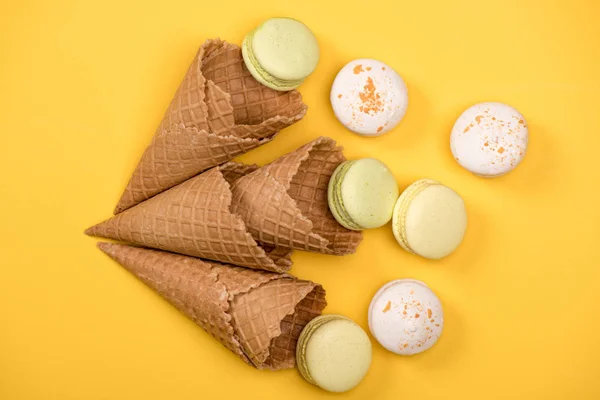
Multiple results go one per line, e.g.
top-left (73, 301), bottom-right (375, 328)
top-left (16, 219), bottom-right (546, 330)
top-left (328, 161), bottom-right (362, 230)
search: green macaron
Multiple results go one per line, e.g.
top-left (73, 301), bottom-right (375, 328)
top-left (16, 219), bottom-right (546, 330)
top-left (242, 18), bottom-right (319, 91)
top-left (328, 158), bottom-right (399, 230)
top-left (296, 315), bottom-right (372, 393)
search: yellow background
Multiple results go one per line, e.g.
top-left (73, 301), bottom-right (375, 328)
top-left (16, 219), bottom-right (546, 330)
top-left (1, 0), bottom-right (599, 399)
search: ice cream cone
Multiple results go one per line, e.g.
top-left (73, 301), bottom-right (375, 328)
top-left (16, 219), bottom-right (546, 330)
top-left (114, 39), bottom-right (308, 214)
top-left (97, 242), bottom-right (326, 370)
top-left (87, 163), bottom-right (293, 272)
top-left (230, 137), bottom-right (363, 255)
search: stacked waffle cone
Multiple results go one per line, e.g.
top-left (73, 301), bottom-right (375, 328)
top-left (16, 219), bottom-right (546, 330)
top-left (230, 136), bottom-right (363, 255)
top-left (87, 137), bottom-right (362, 369)
top-left (87, 38), bottom-right (363, 371)
top-left (87, 137), bottom-right (362, 271)
top-left (97, 243), bottom-right (326, 370)
top-left (87, 162), bottom-right (294, 272)
top-left (114, 39), bottom-right (308, 214)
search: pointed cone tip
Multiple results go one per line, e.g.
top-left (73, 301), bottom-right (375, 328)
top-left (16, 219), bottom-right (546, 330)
top-left (96, 242), bottom-right (119, 258)
top-left (85, 221), bottom-right (106, 237)
top-left (96, 242), bottom-right (110, 250)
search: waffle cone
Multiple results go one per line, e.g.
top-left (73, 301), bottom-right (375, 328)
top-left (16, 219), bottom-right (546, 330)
top-left (97, 242), bottom-right (326, 370)
top-left (230, 137), bottom-right (363, 255)
top-left (86, 162), bottom-right (293, 272)
top-left (114, 39), bottom-right (308, 214)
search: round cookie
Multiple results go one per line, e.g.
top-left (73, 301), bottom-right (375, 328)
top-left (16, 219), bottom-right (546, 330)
top-left (368, 279), bottom-right (444, 356)
top-left (330, 59), bottom-right (408, 136)
top-left (392, 179), bottom-right (467, 259)
top-left (242, 18), bottom-right (319, 91)
top-left (450, 102), bottom-right (529, 177)
top-left (296, 315), bottom-right (372, 393)
top-left (328, 158), bottom-right (399, 230)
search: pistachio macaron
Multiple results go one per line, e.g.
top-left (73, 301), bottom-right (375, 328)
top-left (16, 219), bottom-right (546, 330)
top-left (393, 179), bottom-right (467, 259)
top-left (242, 18), bottom-right (319, 91)
top-left (296, 315), bottom-right (372, 393)
top-left (328, 158), bottom-right (399, 230)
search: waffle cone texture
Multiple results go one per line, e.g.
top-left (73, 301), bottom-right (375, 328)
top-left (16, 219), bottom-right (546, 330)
top-left (97, 242), bottom-right (326, 370)
top-left (230, 137), bottom-right (363, 255)
top-left (114, 39), bottom-right (308, 214)
top-left (86, 162), bottom-right (293, 272)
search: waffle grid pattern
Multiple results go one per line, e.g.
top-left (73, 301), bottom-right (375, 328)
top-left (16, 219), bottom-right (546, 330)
top-left (97, 243), bottom-right (326, 370)
top-left (262, 284), bottom-right (327, 369)
top-left (230, 137), bottom-right (363, 255)
top-left (231, 170), bottom-right (329, 251)
top-left (97, 242), bottom-right (249, 362)
top-left (205, 81), bottom-right (236, 135)
top-left (285, 139), bottom-right (364, 255)
top-left (117, 125), bottom-right (263, 213)
top-left (201, 42), bottom-right (307, 134)
top-left (230, 278), bottom-right (327, 370)
top-left (114, 39), bottom-right (307, 214)
top-left (157, 47), bottom-right (210, 133)
top-left (88, 164), bottom-right (292, 272)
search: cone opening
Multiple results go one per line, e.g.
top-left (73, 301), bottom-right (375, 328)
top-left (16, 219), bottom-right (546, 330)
top-left (219, 162), bottom-right (259, 186)
top-left (215, 166), bottom-right (294, 272)
top-left (228, 279), bottom-right (327, 370)
top-left (216, 164), bottom-right (294, 272)
top-left (200, 40), bottom-right (307, 135)
top-left (285, 138), bottom-right (363, 255)
top-left (226, 137), bottom-right (362, 255)
top-left (262, 284), bottom-right (327, 370)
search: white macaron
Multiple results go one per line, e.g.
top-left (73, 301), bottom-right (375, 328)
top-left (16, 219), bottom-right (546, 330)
top-left (330, 59), bottom-right (408, 137)
top-left (368, 279), bottom-right (443, 356)
top-left (450, 102), bottom-right (528, 177)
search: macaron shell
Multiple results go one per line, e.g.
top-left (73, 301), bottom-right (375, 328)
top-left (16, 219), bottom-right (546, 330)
top-left (368, 279), bottom-right (443, 356)
top-left (450, 102), bottom-right (528, 177)
top-left (300, 316), bottom-right (372, 392)
top-left (251, 18), bottom-right (319, 81)
top-left (241, 34), bottom-right (302, 91)
top-left (403, 184), bottom-right (467, 259)
top-left (296, 315), bottom-right (340, 386)
top-left (330, 59), bottom-right (408, 136)
top-left (339, 158), bottom-right (399, 229)
top-left (392, 178), bottom-right (438, 253)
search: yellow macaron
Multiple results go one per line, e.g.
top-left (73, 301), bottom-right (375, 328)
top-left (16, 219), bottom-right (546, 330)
top-left (393, 179), bottom-right (467, 259)
top-left (296, 314), bottom-right (372, 393)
